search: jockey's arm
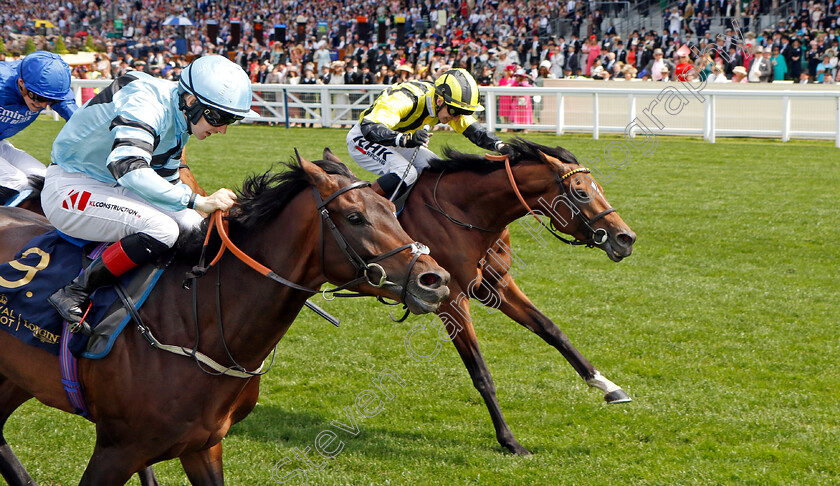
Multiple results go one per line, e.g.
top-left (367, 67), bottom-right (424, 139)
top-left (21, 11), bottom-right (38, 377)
top-left (106, 119), bottom-right (193, 212)
top-left (452, 115), bottom-right (507, 152)
top-left (52, 95), bottom-right (78, 121)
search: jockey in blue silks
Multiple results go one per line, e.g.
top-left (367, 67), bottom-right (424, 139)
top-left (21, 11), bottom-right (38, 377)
top-left (0, 51), bottom-right (77, 206)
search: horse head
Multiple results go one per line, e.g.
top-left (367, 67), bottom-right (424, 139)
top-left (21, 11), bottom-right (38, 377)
top-left (303, 148), bottom-right (450, 313)
top-left (506, 138), bottom-right (636, 262)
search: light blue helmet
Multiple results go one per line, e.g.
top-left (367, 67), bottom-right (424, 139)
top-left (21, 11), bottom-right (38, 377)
top-left (19, 51), bottom-right (71, 100)
top-left (179, 55), bottom-right (258, 119)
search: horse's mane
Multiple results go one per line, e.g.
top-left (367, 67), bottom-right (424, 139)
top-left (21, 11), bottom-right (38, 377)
top-left (176, 158), bottom-right (356, 258)
top-left (427, 137), bottom-right (580, 174)
top-left (230, 158), bottom-right (356, 229)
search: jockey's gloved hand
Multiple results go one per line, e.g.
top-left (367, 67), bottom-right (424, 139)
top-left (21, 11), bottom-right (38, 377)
top-left (495, 141), bottom-right (513, 156)
top-left (402, 129), bottom-right (430, 148)
top-left (194, 188), bottom-right (237, 214)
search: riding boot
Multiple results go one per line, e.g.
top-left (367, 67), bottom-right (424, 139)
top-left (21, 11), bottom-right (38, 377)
top-left (0, 186), bottom-right (18, 206)
top-left (49, 233), bottom-right (168, 334)
top-left (373, 173), bottom-right (408, 200)
top-left (370, 181), bottom-right (387, 197)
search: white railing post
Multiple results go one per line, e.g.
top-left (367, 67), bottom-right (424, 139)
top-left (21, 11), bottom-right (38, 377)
top-left (708, 94), bottom-right (716, 144)
top-left (593, 92), bottom-right (599, 140)
top-left (556, 93), bottom-right (565, 136)
top-left (836, 95), bottom-right (840, 149)
top-left (782, 96), bottom-right (791, 142)
top-left (321, 85), bottom-right (331, 128)
top-left (628, 93), bottom-right (636, 135)
top-left (486, 87), bottom-right (496, 132)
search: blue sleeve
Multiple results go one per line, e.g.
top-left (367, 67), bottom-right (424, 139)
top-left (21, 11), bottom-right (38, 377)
top-left (53, 98), bottom-right (78, 121)
top-left (117, 167), bottom-right (193, 211)
top-left (107, 115), bottom-right (191, 211)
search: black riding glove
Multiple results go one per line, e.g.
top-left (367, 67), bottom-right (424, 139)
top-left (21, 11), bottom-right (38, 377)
top-left (401, 129), bottom-right (430, 148)
top-left (495, 141), bottom-right (513, 156)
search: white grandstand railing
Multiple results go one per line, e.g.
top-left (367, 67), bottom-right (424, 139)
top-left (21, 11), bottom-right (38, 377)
top-left (64, 80), bottom-right (840, 148)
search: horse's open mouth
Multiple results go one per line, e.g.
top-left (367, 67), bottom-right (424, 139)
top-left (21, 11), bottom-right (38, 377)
top-left (603, 240), bottom-right (632, 263)
top-left (404, 292), bottom-right (444, 314)
top-left (383, 282), bottom-right (448, 314)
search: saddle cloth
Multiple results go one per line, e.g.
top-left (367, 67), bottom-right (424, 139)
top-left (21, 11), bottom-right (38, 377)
top-left (0, 230), bottom-right (163, 359)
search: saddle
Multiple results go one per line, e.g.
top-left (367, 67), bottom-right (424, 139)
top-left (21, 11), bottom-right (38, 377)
top-left (0, 230), bottom-right (163, 359)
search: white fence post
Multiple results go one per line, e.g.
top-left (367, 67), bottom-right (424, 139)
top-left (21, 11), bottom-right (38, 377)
top-left (782, 96), bottom-right (791, 142)
top-left (592, 93), bottom-right (599, 141)
top-left (486, 89), bottom-right (496, 132)
top-left (556, 93), bottom-right (565, 136)
top-left (836, 96), bottom-right (840, 149)
top-left (628, 93), bottom-right (636, 134)
top-left (708, 94), bottom-right (716, 144)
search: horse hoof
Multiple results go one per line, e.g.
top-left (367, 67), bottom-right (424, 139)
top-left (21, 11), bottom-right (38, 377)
top-left (510, 445), bottom-right (532, 456)
top-left (604, 389), bottom-right (632, 404)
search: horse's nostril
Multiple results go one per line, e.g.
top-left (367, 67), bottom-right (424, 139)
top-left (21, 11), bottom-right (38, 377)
top-left (419, 272), bottom-right (442, 288)
top-left (617, 232), bottom-right (635, 246)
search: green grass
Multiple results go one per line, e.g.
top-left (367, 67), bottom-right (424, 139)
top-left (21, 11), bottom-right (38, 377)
top-left (6, 119), bottom-right (840, 485)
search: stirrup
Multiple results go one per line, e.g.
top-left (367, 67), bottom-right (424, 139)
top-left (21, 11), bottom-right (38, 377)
top-left (67, 304), bottom-right (94, 336)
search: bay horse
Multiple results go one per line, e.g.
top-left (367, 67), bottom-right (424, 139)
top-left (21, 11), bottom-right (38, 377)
top-left (326, 138), bottom-right (636, 455)
top-left (0, 154), bottom-right (450, 485)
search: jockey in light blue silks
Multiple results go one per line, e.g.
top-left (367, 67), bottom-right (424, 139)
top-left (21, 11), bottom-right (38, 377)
top-left (0, 51), bottom-right (77, 206)
top-left (43, 55), bottom-right (258, 334)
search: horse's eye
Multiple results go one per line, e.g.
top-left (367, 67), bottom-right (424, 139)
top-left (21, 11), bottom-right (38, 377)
top-left (347, 212), bottom-right (365, 225)
top-left (573, 188), bottom-right (592, 201)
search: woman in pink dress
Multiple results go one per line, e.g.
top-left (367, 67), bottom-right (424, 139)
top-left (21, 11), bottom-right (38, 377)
top-left (510, 69), bottom-right (533, 127)
top-left (583, 35), bottom-right (602, 76)
top-left (497, 65), bottom-right (515, 124)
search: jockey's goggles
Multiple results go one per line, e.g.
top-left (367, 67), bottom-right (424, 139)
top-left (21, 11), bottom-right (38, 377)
top-left (202, 105), bottom-right (245, 127)
top-left (24, 85), bottom-right (60, 104)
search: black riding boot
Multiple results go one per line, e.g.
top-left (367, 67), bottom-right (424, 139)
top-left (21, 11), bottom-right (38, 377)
top-left (48, 256), bottom-right (117, 334)
top-left (49, 232), bottom-right (169, 334)
top-left (0, 186), bottom-right (19, 206)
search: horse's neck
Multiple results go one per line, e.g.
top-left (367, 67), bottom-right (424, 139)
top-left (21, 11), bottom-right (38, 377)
top-left (190, 194), bottom-right (325, 369)
top-left (418, 166), bottom-right (546, 231)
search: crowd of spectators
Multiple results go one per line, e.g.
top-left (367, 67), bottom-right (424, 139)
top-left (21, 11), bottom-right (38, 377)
top-left (2, 0), bottom-right (839, 88)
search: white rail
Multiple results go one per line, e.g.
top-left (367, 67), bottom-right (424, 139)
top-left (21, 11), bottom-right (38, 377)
top-left (65, 80), bottom-right (840, 147)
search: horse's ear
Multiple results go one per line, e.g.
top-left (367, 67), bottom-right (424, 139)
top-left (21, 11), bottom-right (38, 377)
top-left (322, 147), bottom-right (343, 164)
top-left (296, 148), bottom-right (340, 194)
top-left (538, 150), bottom-right (564, 171)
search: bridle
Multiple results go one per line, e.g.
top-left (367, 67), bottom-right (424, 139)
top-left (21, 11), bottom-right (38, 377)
top-left (190, 180), bottom-right (429, 297)
top-left (179, 177), bottom-right (430, 377)
top-left (426, 154), bottom-right (615, 248)
top-left (501, 155), bottom-right (615, 248)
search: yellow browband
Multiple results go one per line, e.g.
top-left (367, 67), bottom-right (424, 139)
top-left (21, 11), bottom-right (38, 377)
top-left (560, 167), bottom-right (592, 181)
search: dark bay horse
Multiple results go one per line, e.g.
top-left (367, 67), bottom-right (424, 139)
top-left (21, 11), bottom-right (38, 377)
top-left (0, 154), bottom-right (450, 484)
top-left (327, 138), bottom-right (636, 455)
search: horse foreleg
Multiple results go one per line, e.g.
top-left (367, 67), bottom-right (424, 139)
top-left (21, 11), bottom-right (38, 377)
top-left (180, 442), bottom-right (224, 486)
top-left (491, 273), bottom-right (631, 403)
top-left (137, 467), bottom-right (160, 486)
top-left (444, 295), bottom-right (530, 455)
top-left (0, 380), bottom-right (36, 486)
top-left (79, 442), bottom-right (144, 486)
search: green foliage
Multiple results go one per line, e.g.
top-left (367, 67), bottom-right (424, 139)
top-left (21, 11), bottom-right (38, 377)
top-left (82, 34), bottom-right (97, 52)
top-left (52, 35), bottom-right (69, 54)
top-left (23, 37), bottom-right (36, 55)
top-left (6, 122), bottom-right (840, 485)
